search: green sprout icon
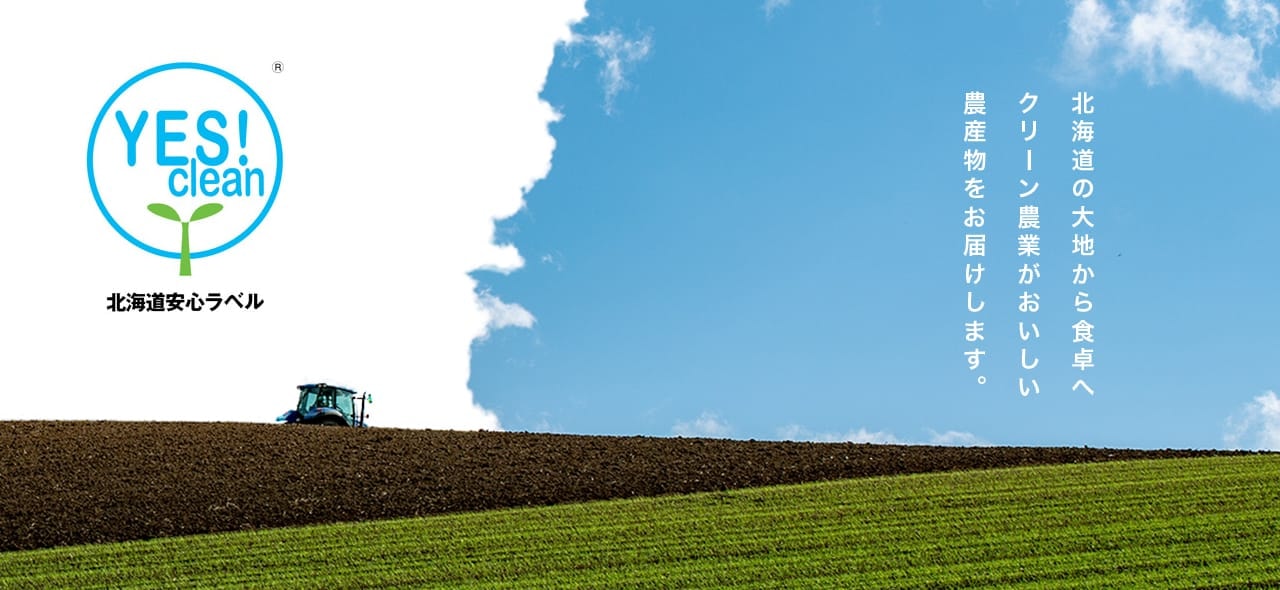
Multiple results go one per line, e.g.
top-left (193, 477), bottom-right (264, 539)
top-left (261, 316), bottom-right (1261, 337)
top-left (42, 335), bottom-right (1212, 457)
top-left (147, 202), bottom-right (224, 276)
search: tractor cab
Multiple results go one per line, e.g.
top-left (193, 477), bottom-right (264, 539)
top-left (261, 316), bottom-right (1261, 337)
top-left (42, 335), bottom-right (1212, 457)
top-left (276, 383), bottom-right (371, 427)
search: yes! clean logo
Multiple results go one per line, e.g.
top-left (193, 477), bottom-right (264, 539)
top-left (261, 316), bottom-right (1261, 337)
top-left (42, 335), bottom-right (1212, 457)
top-left (87, 62), bottom-right (283, 276)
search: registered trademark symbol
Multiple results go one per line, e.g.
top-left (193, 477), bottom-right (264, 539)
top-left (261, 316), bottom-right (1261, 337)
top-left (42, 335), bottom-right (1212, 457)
top-left (272, 61), bottom-right (283, 73)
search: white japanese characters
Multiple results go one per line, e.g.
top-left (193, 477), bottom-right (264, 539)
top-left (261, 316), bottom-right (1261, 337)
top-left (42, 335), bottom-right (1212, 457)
top-left (962, 90), bottom-right (1099, 397)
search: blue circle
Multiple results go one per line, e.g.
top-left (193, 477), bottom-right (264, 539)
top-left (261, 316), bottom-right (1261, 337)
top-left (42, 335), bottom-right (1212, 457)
top-left (86, 62), bottom-right (283, 259)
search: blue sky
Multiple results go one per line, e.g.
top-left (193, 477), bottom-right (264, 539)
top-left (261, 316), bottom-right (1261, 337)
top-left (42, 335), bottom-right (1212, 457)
top-left (469, 0), bottom-right (1280, 449)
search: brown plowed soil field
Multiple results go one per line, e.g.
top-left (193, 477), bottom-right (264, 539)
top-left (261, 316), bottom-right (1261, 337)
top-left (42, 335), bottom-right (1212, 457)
top-left (0, 421), bottom-right (1259, 552)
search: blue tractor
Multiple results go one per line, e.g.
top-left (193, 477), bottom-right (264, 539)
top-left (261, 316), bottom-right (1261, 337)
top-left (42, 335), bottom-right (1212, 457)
top-left (276, 383), bottom-right (371, 427)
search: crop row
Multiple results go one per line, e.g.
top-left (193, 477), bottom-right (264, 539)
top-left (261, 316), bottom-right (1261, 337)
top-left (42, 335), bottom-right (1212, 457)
top-left (2, 455), bottom-right (1278, 589)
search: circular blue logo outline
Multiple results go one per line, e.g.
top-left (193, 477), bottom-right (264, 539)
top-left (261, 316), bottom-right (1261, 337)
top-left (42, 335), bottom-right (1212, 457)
top-left (87, 62), bottom-right (283, 259)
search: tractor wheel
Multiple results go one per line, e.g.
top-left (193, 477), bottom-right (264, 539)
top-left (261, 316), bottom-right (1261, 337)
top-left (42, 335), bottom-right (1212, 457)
top-left (317, 417), bottom-right (346, 426)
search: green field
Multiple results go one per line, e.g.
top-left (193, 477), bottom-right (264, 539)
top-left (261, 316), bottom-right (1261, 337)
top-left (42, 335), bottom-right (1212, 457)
top-left (2, 455), bottom-right (1278, 589)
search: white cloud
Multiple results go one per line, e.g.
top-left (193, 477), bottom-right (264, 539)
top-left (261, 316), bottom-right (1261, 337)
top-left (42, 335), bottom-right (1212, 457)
top-left (538, 251), bottom-right (565, 271)
top-left (925, 429), bottom-right (989, 446)
top-left (569, 28), bottom-right (653, 115)
top-left (673, 411), bottom-right (733, 438)
top-left (1065, 0), bottom-right (1117, 66)
top-left (1226, 0), bottom-right (1280, 46)
top-left (1063, 0), bottom-right (1280, 109)
top-left (776, 424), bottom-right (903, 444)
top-left (0, 1), bottom-right (588, 430)
top-left (778, 425), bottom-right (986, 446)
top-left (477, 291), bottom-right (536, 336)
top-left (1224, 391), bottom-right (1280, 450)
top-left (764, 0), bottom-right (793, 19)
